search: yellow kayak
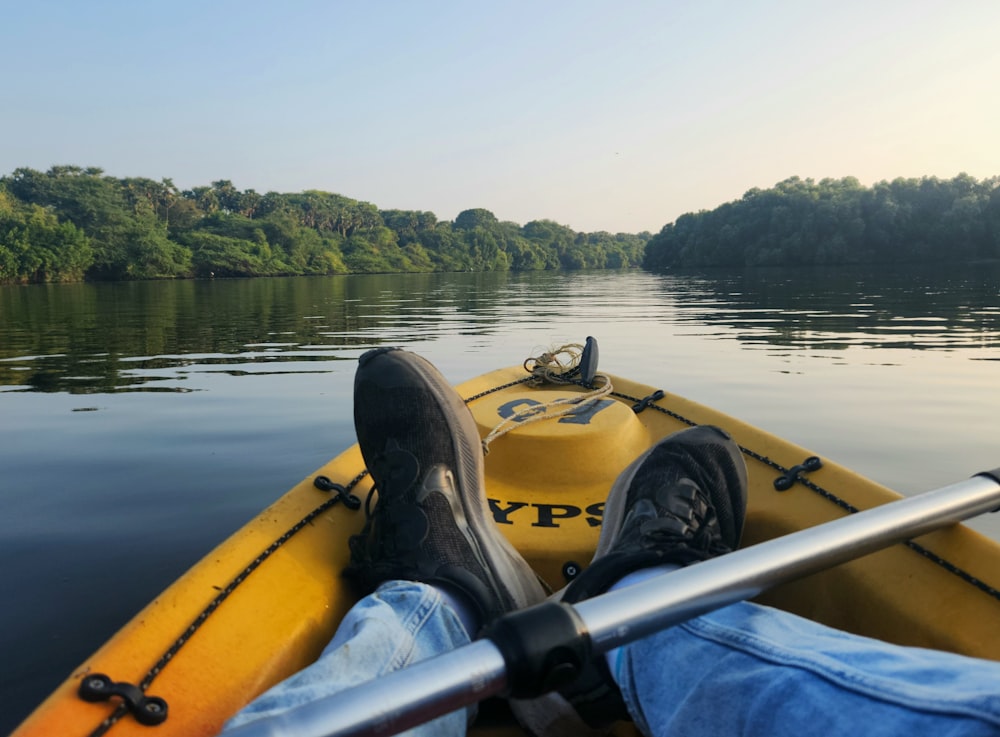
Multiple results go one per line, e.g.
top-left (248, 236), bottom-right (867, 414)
top-left (14, 356), bottom-right (1000, 737)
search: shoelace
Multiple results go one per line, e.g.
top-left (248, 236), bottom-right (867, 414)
top-left (627, 489), bottom-right (730, 561)
top-left (346, 485), bottom-right (380, 563)
top-left (641, 516), bottom-right (729, 559)
top-left (347, 445), bottom-right (423, 562)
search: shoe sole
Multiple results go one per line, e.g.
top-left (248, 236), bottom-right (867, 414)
top-left (357, 348), bottom-right (546, 613)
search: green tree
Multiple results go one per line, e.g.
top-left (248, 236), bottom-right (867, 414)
top-left (7, 168), bottom-right (120, 276)
top-left (381, 209), bottom-right (438, 245)
top-left (454, 208), bottom-right (499, 231)
top-left (644, 175), bottom-right (1000, 269)
top-left (418, 224), bottom-right (471, 271)
top-left (0, 164), bottom-right (654, 281)
top-left (122, 217), bottom-right (191, 278)
top-left (0, 191), bottom-right (93, 283)
top-left (183, 232), bottom-right (272, 277)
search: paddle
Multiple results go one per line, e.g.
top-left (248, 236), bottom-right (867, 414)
top-left (225, 469), bottom-right (1000, 737)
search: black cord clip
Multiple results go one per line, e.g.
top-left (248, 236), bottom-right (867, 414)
top-left (632, 390), bottom-right (665, 414)
top-left (774, 456), bottom-right (823, 491)
top-left (314, 475), bottom-right (362, 509)
top-left (78, 674), bottom-right (168, 726)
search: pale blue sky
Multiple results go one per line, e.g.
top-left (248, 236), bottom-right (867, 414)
top-left (3, 1), bottom-right (998, 232)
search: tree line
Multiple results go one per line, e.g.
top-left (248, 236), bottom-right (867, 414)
top-left (644, 174), bottom-right (1000, 270)
top-left (0, 166), bottom-right (650, 284)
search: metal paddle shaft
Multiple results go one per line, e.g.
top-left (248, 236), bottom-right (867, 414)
top-left (225, 470), bottom-right (1000, 737)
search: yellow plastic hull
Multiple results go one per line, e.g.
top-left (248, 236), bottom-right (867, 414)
top-left (15, 367), bottom-right (1000, 737)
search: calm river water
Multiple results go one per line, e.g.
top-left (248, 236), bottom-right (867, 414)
top-left (3, 265), bottom-right (1000, 731)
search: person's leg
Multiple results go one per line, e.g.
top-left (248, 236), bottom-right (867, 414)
top-left (613, 597), bottom-right (1000, 737)
top-left (345, 347), bottom-right (546, 623)
top-left (223, 581), bottom-right (472, 735)
top-left (513, 425), bottom-right (748, 735)
top-left (224, 348), bottom-right (547, 734)
top-left (524, 425), bottom-right (1000, 737)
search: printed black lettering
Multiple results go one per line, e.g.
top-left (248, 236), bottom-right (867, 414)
top-left (531, 503), bottom-right (582, 528)
top-left (585, 502), bottom-right (604, 527)
top-left (488, 499), bottom-right (529, 525)
top-left (497, 397), bottom-right (615, 426)
top-left (497, 398), bottom-right (544, 422)
top-left (558, 399), bottom-right (616, 425)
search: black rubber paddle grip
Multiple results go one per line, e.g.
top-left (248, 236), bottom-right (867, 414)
top-left (483, 600), bottom-right (591, 698)
top-left (977, 467), bottom-right (1000, 487)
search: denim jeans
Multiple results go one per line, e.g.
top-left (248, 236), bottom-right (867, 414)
top-left (614, 600), bottom-right (1000, 736)
top-left (223, 581), bottom-right (474, 736)
top-left (225, 580), bottom-right (1000, 736)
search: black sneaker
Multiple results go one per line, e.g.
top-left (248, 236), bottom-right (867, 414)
top-left (344, 347), bottom-right (546, 625)
top-left (515, 425), bottom-right (748, 733)
top-left (563, 424), bottom-right (747, 605)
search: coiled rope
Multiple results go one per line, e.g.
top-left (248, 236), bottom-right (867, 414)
top-left (481, 343), bottom-right (613, 454)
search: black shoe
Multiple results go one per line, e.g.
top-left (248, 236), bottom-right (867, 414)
top-left (344, 347), bottom-right (546, 625)
top-left (563, 424), bottom-right (747, 605)
top-left (515, 425), bottom-right (748, 733)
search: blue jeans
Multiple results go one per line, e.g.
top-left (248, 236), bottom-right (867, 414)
top-left (223, 581), bottom-right (474, 737)
top-left (225, 581), bottom-right (1000, 736)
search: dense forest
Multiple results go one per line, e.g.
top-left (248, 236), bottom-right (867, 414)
top-left (644, 174), bottom-right (1000, 269)
top-left (6, 168), bottom-right (999, 284)
top-left (0, 166), bottom-right (650, 284)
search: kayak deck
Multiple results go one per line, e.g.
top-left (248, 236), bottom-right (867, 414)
top-left (14, 366), bottom-right (1000, 737)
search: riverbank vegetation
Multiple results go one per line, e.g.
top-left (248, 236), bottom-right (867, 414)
top-left (0, 166), bottom-right (649, 284)
top-left (6, 168), bottom-right (998, 284)
top-left (644, 175), bottom-right (1000, 269)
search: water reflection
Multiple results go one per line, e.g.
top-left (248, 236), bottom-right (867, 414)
top-left (0, 274), bottom-right (516, 393)
top-left (657, 264), bottom-right (1000, 352)
top-left (2, 264), bottom-right (998, 393)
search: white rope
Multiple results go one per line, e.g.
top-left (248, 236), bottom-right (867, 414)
top-left (481, 344), bottom-right (613, 454)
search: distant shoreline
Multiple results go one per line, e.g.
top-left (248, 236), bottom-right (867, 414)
top-left (0, 166), bottom-right (650, 285)
top-left (645, 175), bottom-right (1000, 270)
top-left (4, 168), bottom-right (999, 286)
